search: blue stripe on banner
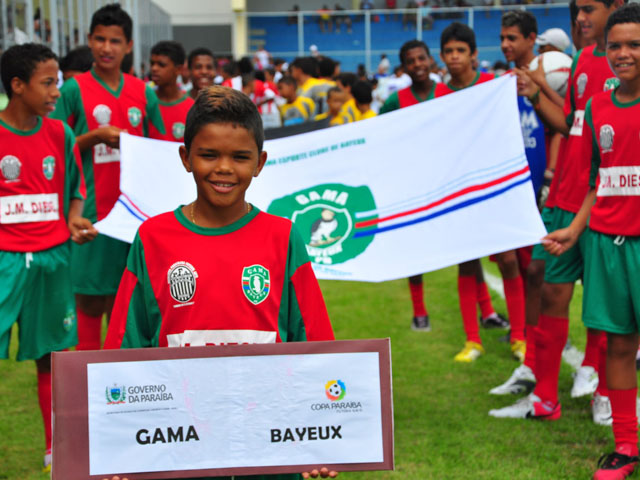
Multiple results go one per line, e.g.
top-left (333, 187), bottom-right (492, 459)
top-left (117, 198), bottom-right (146, 222)
top-left (353, 175), bottom-right (532, 238)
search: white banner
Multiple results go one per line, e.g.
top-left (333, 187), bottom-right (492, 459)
top-left (96, 75), bottom-right (546, 282)
top-left (87, 352), bottom-right (382, 476)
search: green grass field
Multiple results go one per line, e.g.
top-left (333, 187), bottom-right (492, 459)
top-left (0, 263), bottom-right (623, 479)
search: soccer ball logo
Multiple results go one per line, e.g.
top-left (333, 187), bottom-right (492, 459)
top-left (325, 379), bottom-right (346, 401)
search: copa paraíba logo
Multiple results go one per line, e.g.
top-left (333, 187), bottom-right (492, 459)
top-left (310, 379), bottom-right (362, 413)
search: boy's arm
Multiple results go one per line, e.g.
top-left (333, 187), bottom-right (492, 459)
top-left (143, 85), bottom-right (166, 137)
top-left (63, 124), bottom-right (97, 243)
top-left (543, 98), bottom-right (598, 255)
top-left (104, 234), bottom-right (161, 349)
top-left (515, 70), bottom-right (569, 135)
top-left (285, 226), bottom-right (335, 342)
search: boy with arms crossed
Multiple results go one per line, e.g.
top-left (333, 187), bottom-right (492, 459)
top-left (52, 4), bottom-right (165, 351)
top-left (492, 0), bottom-right (621, 422)
top-left (104, 86), bottom-right (336, 480)
top-left (149, 40), bottom-right (194, 142)
top-left (0, 44), bottom-right (96, 471)
top-left (545, 6), bottom-right (640, 476)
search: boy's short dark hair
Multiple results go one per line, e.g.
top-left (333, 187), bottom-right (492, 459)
top-left (238, 57), bottom-right (254, 75)
top-left (223, 61), bottom-right (238, 77)
top-left (242, 72), bottom-right (255, 87)
top-left (1, 43), bottom-right (57, 98)
top-left (351, 80), bottom-right (372, 104)
top-left (399, 40), bottom-right (431, 66)
top-left (569, 0), bottom-right (579, 26)
top-left (596, 0), bottom-right (616, 8)
top-left (151, 40), bottom-right (186, 66)
top-left (501, 10), bottom-right (538, 37)
top-left (188, 47), bottom-right (214, 69)
top-left (291, 57), bottom-right (318, 76)
top-left (184, 86), bottom-right (264, 153)
top-left (254, 70), bottom-right (266, 82)
top-left (59, 45), bottom-right (93, 73)
top-left (90, 3), bottom-right (132, 42)
top-left (441, 22), bottom-right (477, 53)
top-left (336, 72), bottom-right (357, 89)
top-left (605, 3), bottom-right (640, 39)
top-left (277, 75), bottom-right (297, 87)
top-left (318, 56), bottom-right (336, 77)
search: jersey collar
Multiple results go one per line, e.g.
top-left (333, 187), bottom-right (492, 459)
top-left (0, 115), bottom-right (42, 136)
top-left (158, 92), bottom-right (190, 107)
top-left (174, 204), bottom-right (260, 235)
top-left (90, 67), bottom-right (124, 98)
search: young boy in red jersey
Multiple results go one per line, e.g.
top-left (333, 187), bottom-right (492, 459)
top-left (148, 40), bottom-right (194, 142)
top-left (187, 47), bottom-right (215, 100)
top-left (0, 43), bottom-right (96, 472)
top-left (544, 6), bottom-right (640, 477)
top-left (51, 3), bottom-right (165, 352)
top-left (491, 0), bottom-right (621, 422)
top-left (433, 23), bottom-right (512, 363)
top-left (104, 86), bottom-right (336, 480)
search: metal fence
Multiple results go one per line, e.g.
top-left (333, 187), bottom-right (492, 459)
top-left (0, 0), bottom-right (171, 76)
top-left (243, 4), bottom-right (571, 73)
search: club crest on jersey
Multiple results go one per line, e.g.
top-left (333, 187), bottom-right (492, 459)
top-left (128, 107), bottom-right (142, 127)
top-left (42, 155), bottom-right (55, 180)
top-left (267, 183), bottom-right (378, 265)
top-left (93, 104), bottom-right (112, 126)
top-left (577, 73), bottom-right (588, 98)
top-left (604, 78), bottom-right (620, 91)
top-left (242, 265), bottom-right (270, 305)
top-left (172, 122), bottom-right (185, 140)
top-left (1, 155), bottom-right (21, 182)
top-left (600, 124), bottom-right (614, 153)
top-left (167, 261), bottom-right (198, 305)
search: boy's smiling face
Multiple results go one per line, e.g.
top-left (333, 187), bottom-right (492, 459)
top-left (577, 0), bottom-right (616, 45)
top-left (180, 122), bottom-right (267, 224)
top-left (607, 22), bottom-right (640, 82)
top-left (88, 24), bottom-right (132, 73)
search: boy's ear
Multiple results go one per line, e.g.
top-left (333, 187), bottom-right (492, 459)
top-left (179, 145), bottom-right (192, 172)
top-left (10, 77), bottom-right (25, 96)
top-left (125, 39), bottom-right (133, 55)
top-left (254, 150), bottom-right (268, 177)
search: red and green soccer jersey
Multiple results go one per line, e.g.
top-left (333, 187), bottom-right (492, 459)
top-left (0, 116), bottom-right (85, 252)
top-left (104, 206), bottom-right (335, 349)
top-left (148, 93), bottom-right (194, 142)
top-left (51, 68), bottom-right (165, 223)
top-left (434, 71), bottom-right (496, 97)
top-left (552, 45), bottom-right (618, 214)
top-left (379, 82), bottom-right (436, 113)
top-left (585, 91), bottom-right (640, 236)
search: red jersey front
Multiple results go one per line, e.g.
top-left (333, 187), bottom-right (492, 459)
top-left (586, 91), bottom-right (640, 236)
top-left (552, 45), bottom-right (618, 213)
top-left (149, 93), bottom-right (194, 142)
top-left (434, 71), bottom-right (496, 97)
top-left (52, 68), bottom-right (165, 222)
top-left (105, 207), bottom-right (334, 349)
top-left (0, 117), bottom-right (85, 252)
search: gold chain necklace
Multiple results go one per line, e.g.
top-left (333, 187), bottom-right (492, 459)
top-left (190, 201), bottom-right (251, 226)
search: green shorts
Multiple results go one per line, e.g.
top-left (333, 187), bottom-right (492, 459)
top-left (543, 207), bottom-right (587, 284)
top-left (531, 206), bottom-right (554, 262)
top-left (71, 233), bottom-right (130, 295)
top-left (0, 243), bottom-right (77, 361)
top-left (582, 230), bottom-right (640, 334)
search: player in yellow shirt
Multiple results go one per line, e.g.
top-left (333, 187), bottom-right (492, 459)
top-left (277, 76), bottom-right (316, 126)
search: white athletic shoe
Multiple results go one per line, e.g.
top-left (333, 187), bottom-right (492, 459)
top-left (489, 393), bottom-right (561, 419)
top-left (489, 364), bottom-right (536, 395)
top-left (43, 448), bottom-right (52, 473)
top-left (571, 365), bottom-right (599, 398)
top-left (592, 393), bottom-right (612, 426)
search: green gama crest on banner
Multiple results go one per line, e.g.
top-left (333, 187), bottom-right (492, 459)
top-left (267, 183), bottom-right (378, 265)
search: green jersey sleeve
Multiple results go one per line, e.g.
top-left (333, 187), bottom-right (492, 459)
top-left (585, 98), bottom-right (601, 188)
top-left (51, 78), bottom-right (84, 131)
top-left (144, 85), bottom-right (165, 137)
top-left (379, 91), bottom-right (400, 114)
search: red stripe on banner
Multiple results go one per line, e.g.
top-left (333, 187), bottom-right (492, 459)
top-left (355, 165), bottom-right (530, 228)
top-left (120, 192), bottom-right (151, 219)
